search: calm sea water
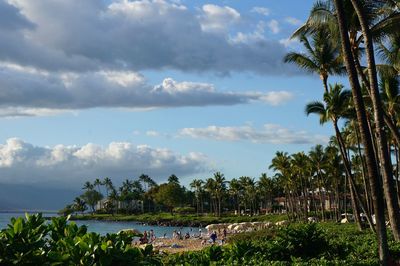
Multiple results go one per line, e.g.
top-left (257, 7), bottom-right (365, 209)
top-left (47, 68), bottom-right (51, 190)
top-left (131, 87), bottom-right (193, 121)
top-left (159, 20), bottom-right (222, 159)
top-left (0, 212), bottom-right (202, 238)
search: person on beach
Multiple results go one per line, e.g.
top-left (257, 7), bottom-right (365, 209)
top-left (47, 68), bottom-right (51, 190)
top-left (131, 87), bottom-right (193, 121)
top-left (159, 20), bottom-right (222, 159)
top-left (140, 230), bottom-right (148, 244)
top-left (199, 228), bottom-right (202, 238)
top-left (149, 230), bottom-right (156, 243)
top-left (210, 231), bottom-right (217, 244)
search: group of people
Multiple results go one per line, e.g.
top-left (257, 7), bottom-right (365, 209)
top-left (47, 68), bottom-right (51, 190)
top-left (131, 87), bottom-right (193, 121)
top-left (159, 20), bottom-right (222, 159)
top-left (138, 227), bottom-right (228, 246)
top-left (172, 229), bottom-right (195, 240)
top-left (201, 228), bottom-right (227, 246)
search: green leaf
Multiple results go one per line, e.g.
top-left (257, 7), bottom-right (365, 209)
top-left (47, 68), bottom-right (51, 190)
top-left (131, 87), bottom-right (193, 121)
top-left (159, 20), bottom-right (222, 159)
top-left (13, 218), bottom-right (23, 234)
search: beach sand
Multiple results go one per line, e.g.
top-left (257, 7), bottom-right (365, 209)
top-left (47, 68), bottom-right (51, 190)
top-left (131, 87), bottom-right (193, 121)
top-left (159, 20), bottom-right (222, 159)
top-left (136, 237), bottom-right (223, 254)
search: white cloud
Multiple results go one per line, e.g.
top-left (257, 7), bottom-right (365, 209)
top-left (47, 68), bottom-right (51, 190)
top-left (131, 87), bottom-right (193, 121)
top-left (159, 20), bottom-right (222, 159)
top-left (0, 65), bottom-right (293, 116)
top-left (258, 91), bottom-right (294, 106)
top-left (0, 138), bottom-right (208, 185)
top-left (146, 130), bottom-right (160, 137)
top-left (178, 124), bottom-right (329, 144)
top-left (251, 7), bottom-right (270, 16)
top-left (0, 0), bottom-right (296, 75)
top-left (230, 21), bottom-right (266, 44)
top-left (267, 19), bottom-right (280, 34)
top-left (199, 4), bottom-right (240, 33)
top-left (285, 17), bottom-right (303, 26)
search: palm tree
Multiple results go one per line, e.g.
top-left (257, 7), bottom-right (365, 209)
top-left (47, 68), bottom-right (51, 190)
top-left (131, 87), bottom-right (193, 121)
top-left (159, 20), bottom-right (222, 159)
top-left (258, 173), bottom-right (275, 214)
top-left (269, 152), bottom-right (294, 219)
top-left (309, 145), bottom-right (328, 221)
top-left (238, 176), bottom-right (258, 216)
top-left (212, 172), bottom-right (227, 217)
top-left (229, 178), bottom-right (242, 215)
top-left (190, 179), bottom-right (204, 215)
top-left (379, 33), bottom-right (400, 75)
top-left (82, 181), bottom-right (94, 191)
top-left (306, 83), bottom-right (366, 230)
top-left (284, 27), bottom-right (344, 93)
top-left (204, 178), bottom-right (217, 215)
top-left (103, 177), bottom-right (113, 198)
top-left (332, 0), bottom-right (389, 261)
top-left (94, 178), bottom-right (102, 194)
top-left (73, 197), bottom-right (87, 215)
top-left (350, 0), bottom-right (400, 241)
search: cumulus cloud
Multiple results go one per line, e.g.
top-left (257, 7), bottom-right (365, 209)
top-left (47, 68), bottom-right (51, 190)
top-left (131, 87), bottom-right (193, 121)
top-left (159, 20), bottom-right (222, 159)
top-left (0, 138), bottom-right (208, 185)
top-left (0, 0), bottom-right (296, 75)
top-left (199, 4), bottom-right (240, 33)
top-left (178, 124), bottom-right (329, 144)
top-left (0, 64), bottom-right (293, 116)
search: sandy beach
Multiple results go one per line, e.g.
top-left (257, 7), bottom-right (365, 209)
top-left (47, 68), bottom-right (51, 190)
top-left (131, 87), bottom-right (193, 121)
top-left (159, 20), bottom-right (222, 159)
top-left (136, 236), bottom-right (223, 254)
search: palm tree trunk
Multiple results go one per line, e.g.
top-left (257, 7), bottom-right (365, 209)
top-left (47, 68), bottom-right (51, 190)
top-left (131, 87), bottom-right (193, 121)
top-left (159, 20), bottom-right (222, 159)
top-left (355, 124), bottom-right (373, 217)
top-left (395, 145), bottom-right (400, 205)
top-left (354, 52), bottom-right (400, 147)
top-left (321, 75), bottom-right (329, 94)
top-left (350, 0), bottom-right (400, 241)
top-left (317, 172), bottom-right (325, 221)
top-left (333, 122), bottom-right (368, 230)
top-left (333, 0), bottom-right (389, 262)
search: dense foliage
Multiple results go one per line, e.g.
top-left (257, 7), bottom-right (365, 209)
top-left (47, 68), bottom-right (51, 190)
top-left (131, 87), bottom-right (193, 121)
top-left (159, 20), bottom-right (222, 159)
top-left (164, 223), bottom-right (400, 265)
top-left (0, 213), bottom-right (161, 266)
top-left (2, 214), bottom-right (400, 265)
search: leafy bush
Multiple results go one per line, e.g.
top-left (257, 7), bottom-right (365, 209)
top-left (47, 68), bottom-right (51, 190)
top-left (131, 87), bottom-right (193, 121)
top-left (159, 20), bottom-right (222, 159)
top-left (173, 207), bottom-right (196, 214)
top-left (267, 223), bottom-right (330, 260)
top-left (0, 215), bottom-right (389, 265)
top-left (0, 213), bottom-right (162, 266)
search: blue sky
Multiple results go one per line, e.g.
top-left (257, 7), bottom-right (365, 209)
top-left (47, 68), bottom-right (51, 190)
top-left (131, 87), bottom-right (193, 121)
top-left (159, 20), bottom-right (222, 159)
top-left (0, 0), bottom-right (344, 190)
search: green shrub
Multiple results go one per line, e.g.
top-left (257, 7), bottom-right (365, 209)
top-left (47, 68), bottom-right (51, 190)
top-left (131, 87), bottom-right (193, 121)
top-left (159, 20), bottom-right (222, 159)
top-left (0, 213), bottom-right (162, 266)
top-left (173, 207), bottom-right (196, 214)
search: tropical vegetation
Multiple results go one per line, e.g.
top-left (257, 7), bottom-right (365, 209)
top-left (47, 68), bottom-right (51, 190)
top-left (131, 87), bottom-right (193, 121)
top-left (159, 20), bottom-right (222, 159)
top-left (6, 0), bottom-right (400, 264)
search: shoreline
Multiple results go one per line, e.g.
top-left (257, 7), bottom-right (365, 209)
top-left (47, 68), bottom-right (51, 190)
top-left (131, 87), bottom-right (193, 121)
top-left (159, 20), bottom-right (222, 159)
top-left (69, 213), bottom-right (288, 227)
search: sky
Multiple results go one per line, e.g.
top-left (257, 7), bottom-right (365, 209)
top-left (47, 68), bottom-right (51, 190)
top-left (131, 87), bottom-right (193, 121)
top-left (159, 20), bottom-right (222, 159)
top-left (0, 0), bottom-right (342, 200)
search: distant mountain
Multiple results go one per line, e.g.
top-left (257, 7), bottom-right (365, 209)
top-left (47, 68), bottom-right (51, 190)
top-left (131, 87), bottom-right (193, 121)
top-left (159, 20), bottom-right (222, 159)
top-left (0, 183), bottom-right (79, 211)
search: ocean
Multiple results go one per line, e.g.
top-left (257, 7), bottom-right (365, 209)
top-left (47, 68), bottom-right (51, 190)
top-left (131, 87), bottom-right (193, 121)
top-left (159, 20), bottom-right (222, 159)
top-left (0, 212), bottom-right (202, 238)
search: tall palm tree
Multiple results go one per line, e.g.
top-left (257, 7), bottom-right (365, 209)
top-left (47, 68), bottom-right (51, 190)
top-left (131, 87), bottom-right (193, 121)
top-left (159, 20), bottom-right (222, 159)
top-left (332, 0), bottom-right (389, 261)
top-left (309, 145), bottom-right (328, 220)
top-left (269, 152), bottom-right (295, 219)
top-left (258, 173), bottom-right (275, 214)
top-left (306, 83), bottom-right (366, 230)
top-left (284, 28), bottom-right (344, 93)
top-left (239, 176), bottom-right (258, 215)
top-left (290, 152), bottom-right (312, 219)
top-left (350, 0), bottom-right (400, 241)
top-left (82, 181), bottom-right (94, 191)
top-left (190, 179), bottom-right (204, 215)
top-left (94, 178), bottom-right (102, 194)
top-left (103, 177), bottom-right (113, 198)
top-left (212, 172), bottom-right (227, 217)
top-left (229, 178), bottom-right (242, 215)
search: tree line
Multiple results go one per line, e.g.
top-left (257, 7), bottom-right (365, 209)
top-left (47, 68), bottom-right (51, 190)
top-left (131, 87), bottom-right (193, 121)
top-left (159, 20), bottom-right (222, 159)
top-left (61, 140), bottom-right (361, 223)
top-left (284, 0), bottom-right (400, 263)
